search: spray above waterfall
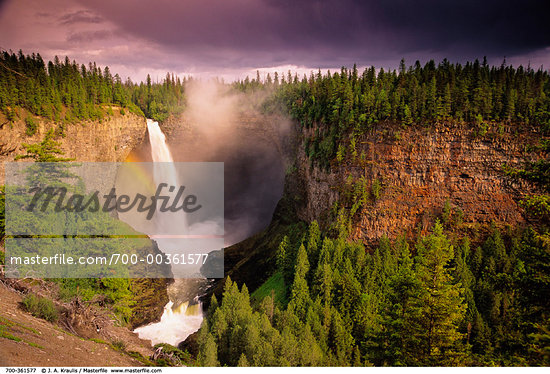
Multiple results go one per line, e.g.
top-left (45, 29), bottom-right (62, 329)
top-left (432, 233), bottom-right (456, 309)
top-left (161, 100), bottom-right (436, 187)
top-left (129, 81), bottom-right (288, 347)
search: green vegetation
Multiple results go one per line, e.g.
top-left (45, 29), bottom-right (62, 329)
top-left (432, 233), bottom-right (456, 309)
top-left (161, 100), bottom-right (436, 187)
top-left (505, 159), bottom-right (550, 191)
top-left (5, 130), bottom-right (167, 326)
top-left (505, 139), bottom-right (549, 221)
top-left (21, 294), bottom-right (59, 322)
top-left (15, 129), bottom-right (74, 162)
top-left (111, 339), bottom-right (126, 351)
top-left (89, 338), bottom-right (109, 344)
top-left (130, 73), bottom-right (186, 121)
top-left (203, 64), bottom-right (549, 366)
top-left (371, 178), bottom-right (381, 201)
top-left (197, 218), bottom-right (550, 366)
top-left (0, 50), bottom-right (141, 122)
top-left (153, 343), bottom-right (193, 367)
top-left (0, 316), bottom-right (40, 335)
top-left (250, 271), bottom-right (288, 308)
top-left (0, 325), bottom-right (22, 342)
top-left (55, 278), bottom-right (134, 324)
top-left (2, 51), bottom-right (549, 366)
top-left (89, 337), bottom-right (156, 366)
top-left (0, 323), bottom-right (45, 349)
top-left (237, 59), bottom-right (550, 169)
top-left (24, 115), bottom-right (37, 136)
top-left (0, 50), bottom-right (186, 123)
top-left (521, 195), bottom-right (550, 219)
top-left (126, 350), bottom-right (155, 366)
top-left (5, 130), bottom-right (162, 327)
top-left (26, 341), bottom-right (44, 349)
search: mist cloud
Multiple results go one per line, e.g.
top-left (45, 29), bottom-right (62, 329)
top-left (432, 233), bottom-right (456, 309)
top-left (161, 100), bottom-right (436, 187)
top-left (161, 81), bottom-right (288, 245)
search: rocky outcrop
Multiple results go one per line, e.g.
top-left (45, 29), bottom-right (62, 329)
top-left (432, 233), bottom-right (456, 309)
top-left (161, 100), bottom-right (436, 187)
top-left (129, 278), bottom-right (172, 329)
top-left (296, 122), bottom-right (546, 244)
top-left (0, 108), bottom-right (147, 184)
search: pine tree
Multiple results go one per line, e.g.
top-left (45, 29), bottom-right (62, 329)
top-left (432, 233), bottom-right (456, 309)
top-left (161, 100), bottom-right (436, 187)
top-left (237, 353), bottom-right (249, 366)
top-left (307, 221), bottom-right (321, 274)
top-left (378, 240), bottom-right (422, 366)
top-left (16, 129), bottom-right (74, 162)
top-left (413, 221), bottom-right (466, 365)
top-left (198, 333), bottom-right (220, 366)
top-left (277, 235), bottom-right (288, 275)
top-left (289, 244), bottom-right (311, 319)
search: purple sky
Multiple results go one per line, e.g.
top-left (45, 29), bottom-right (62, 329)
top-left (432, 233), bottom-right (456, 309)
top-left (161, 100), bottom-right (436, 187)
top-left (0, 0), bottom-right (549, 82)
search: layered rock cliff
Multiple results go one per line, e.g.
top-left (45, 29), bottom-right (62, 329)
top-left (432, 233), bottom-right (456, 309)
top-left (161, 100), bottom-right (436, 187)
top-left (295, 122), bottom-right (546, 245)
top-left (0, 107), bottom-right (147, 184)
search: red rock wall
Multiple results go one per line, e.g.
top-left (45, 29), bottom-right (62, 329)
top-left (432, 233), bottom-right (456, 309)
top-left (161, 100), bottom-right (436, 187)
top-left (296, 122), bottom-right (545, 244)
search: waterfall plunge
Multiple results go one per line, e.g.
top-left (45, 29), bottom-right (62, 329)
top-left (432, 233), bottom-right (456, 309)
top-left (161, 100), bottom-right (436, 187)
top-left (133, 119), bottom-right (203, 347)
top-left (134, 299), bottom-right (203, 346)
top-left (148, 118), bottom-right (175, 164)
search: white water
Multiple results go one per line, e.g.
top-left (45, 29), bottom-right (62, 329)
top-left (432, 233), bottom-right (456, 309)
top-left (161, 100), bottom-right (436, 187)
top-left (134, 300), bottom-right (203, 346)
top-left (133, 119), bottom-right (204, 346)
top-left (147, 119), bottom-right (176, 164)
top-left (147, 119), bottom-right (188, 237)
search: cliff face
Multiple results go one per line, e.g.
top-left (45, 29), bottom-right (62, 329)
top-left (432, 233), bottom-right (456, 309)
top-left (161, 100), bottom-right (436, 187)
top-left (296, 122), bottom-right (545, 244)
top-left (0, 109), bottom-right (171, 329)
top-left (0, 108), bottom-right (147, 183)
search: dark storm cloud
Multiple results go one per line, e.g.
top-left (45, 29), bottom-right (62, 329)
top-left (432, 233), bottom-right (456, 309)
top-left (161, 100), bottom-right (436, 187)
top-left (35, 12), bottom-right (51, 18)
top-left (368, 0), bottom-right (550, 54)
top-left (77, 0), bottom-right (550, 68)
top-left (59, 10), bottom-right (103, 25)
top-left (67, 30), bottom-right (112, 44)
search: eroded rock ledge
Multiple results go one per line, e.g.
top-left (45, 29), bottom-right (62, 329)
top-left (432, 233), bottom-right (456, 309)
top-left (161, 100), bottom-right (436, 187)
top-left (295, 122), bottom-right (545, 244)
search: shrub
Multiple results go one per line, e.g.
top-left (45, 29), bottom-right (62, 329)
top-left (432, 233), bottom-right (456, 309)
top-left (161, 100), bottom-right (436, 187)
top-left (21, 294), bottom-right (59, 322)
top-left (112, 340), bottom-right (126, 351)
top-left (442, 199), bottom-right (452, 224)
top-left (153, 343), bottom-right (191, 366)
top-left (25, 116), bottom-right (38, 136)
top-left (5, 108), bottom-right (17, 122)
top-left (521, 194), bottom-right (550, 219)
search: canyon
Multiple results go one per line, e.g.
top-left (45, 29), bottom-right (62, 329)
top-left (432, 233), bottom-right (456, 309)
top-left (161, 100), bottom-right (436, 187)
top-left (0, 107), bottom-right (545, 364)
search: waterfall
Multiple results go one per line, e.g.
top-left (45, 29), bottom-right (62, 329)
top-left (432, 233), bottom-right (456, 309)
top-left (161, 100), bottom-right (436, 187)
top-left (133, 119), bottom-right (203, 346)
top-left (134, 297), bottom-right (203, 346)
top-left (147, 118), bottom-right (175, 163)
top-left (146, 119), bottom-right (188, 236)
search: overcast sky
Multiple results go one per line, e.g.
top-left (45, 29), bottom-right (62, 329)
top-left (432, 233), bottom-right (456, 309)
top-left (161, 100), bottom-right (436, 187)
top-left (0, 0), bottom-right (549, 82)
